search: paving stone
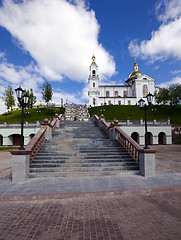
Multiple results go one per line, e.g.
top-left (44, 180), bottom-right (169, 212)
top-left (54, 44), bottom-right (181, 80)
top-left (0, 190), bottom-right (180, 240)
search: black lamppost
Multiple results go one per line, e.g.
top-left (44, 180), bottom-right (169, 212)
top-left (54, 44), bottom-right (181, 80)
top-left (93, 98), bottom-right (96, 107)
top-left (138, 92), bottom-right (153, 149)
top-left (36, 109), bottom-right (41, 121)
top-left (15, 86), bottom-right (29, 150)
top-left (61, 98), bottom-right (63, 107)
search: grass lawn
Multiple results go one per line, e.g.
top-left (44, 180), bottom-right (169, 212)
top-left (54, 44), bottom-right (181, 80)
top-left (0, 107), bottom-right (64, 124)
top-left (0, 146), bottom-right (19, 151)
top-left (89, 105), bottom-right (181, 125)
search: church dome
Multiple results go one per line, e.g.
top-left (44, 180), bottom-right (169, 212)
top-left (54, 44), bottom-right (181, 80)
top-left (129, 70), bottom-right (143, 78)
top-left (129, 58), bottom-right (143, 78)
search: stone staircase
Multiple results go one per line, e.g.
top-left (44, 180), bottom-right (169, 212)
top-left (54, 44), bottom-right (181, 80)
top-left (29, 121), bottom-right (139, 178)
top-left (64, 104), bottom-right (89, 121)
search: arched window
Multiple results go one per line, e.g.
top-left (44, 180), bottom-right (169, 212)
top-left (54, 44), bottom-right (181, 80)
top-left (123, 91), bottom-right (127, 97)
top-left (106, 91), bottom-right (110, 97)
top-left (158, 132), bottom-right (166, 144)
top-left (118, 101), bottom-right (121, 105)
top-left (108, 100), bottom-right (111, 105)
top-left (115, 91), bottom-right (118, 97)
top-left (131, 132), bottom-right (139, 144)
top-left (93, 82), bottom-right (95, 87)
top-left (143, 85), bottom-right (148, 97)
top-left (92, 70), bottom-right (96, 76)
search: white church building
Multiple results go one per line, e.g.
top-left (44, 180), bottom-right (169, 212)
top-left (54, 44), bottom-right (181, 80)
top-left (88, 55), bottom-right (159, 106)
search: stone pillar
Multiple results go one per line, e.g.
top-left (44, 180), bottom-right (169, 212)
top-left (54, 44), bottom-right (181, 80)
top-left (139, 149), bottom-right (156, 177)
top-left (11, 150), bottom-right (31, 183)
top-left (167, 117), bottom-right (170, 125)
top-left (153, 119), bottom-right (157, 125)
top-left (140, 118), bottom-right (143, 125)
top-left (41, 118), bottom-right (52, 140)
top-left (126, 118), bottom-right (130, 125)
top-left (54, 114), bottom-right (60, 128)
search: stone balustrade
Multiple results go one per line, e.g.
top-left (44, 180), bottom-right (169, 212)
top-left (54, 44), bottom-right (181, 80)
top-left (93, 115), bottom-right (156, 177)
top-left (10, 114), bottom-right (62, 183)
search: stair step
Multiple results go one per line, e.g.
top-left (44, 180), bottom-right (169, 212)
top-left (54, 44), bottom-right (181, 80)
top-left (30, 165), bottom-right (138, 173)
top-left (30, 119), bottom-right (139, 178)
top-left (29, 170), bottom-right (139, 178)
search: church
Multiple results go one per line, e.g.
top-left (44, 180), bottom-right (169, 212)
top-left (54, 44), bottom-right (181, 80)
top-left (88, 55), bottom-right (159, 106)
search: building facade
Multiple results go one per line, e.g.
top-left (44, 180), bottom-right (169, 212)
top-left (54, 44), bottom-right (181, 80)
top-left (88, 55), bottom-right (159, 106)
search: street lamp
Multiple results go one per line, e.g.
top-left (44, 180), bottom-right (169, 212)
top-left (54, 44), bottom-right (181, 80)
top-left (36, 109), bottom-right (41, 121)
top-left (138, 92), bottom-right (154, 149)
top-left (15, 86), bottom-right (29, 150)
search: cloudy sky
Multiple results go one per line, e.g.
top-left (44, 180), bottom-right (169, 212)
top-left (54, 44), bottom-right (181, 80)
top-left (0, 0), bottom-right (181, 113)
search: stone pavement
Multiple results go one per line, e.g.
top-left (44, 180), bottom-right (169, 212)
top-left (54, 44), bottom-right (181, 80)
top-left (0, 145), bottom-right (181, 239)
top-left (0, 190), bottom-right (180, 240)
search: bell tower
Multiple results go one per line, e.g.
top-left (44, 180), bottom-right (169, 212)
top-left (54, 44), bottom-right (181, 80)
top-left (88, 55), bottom-right (100, 106)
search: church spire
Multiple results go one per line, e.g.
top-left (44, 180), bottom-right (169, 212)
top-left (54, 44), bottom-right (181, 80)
top-left (91, 54), bottom-right (97, 66)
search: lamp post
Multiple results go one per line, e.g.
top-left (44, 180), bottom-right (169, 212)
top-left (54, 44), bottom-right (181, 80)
top-left (15, 86), bottom-right (29, 150)
top-left (36, 109), bottom-right (41, 121)
top-left (138, 92), bottom-right (153, 149)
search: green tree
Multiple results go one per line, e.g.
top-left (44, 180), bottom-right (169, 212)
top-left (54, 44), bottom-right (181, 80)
top-left (155, 84), bottom-right (181, 105)
top-left (3, 85), bottom-right (15, 111)
top-left (154, 88), bottom-right (170, 105)
top-left (169, 84), bottom-right (181, 106)
top-left (42, 81), bottom-right (53, 105)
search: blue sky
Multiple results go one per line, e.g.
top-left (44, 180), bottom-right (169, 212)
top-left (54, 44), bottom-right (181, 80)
top-left (0, 0), bottom-right (181, 113)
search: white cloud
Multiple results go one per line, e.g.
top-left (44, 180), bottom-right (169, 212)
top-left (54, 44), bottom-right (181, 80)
top-left (156, 0), bottom-right (181, 22)
top-left (158, 76), bottom-right (181, 88)
top-left (0, 0), bottom-right (115, 82)
top-left (128, 0), bottom-right (181, 62)
top-left (170, 69), bottom-right (181, 74)
top-left (0, 61), bottom-right (44, 91)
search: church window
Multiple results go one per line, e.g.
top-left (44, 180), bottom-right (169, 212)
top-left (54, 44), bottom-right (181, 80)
top-left (108, 100), bottom-right (111, 105)
top-left (128, 100), bottom-right (131, 105)
top-left (115, 91), bottom-right (118, 97)
top-left (106, 91), bottom-right (110, 97)
top-left (93, 82), bottom-right (95, 87)
top-left (118, 101), bottom-right (121, 105)
top-left (143, 85), bottom-right (148, 97)
top-left (92, 70), bottom-right (96, 76)
top-left (123, 91), bottom-right (127, 97)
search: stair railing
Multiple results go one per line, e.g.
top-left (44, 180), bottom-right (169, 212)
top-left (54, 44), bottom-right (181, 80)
top-left (114, 126), bottom-right (142, 163)
top-left (101, 119), bottom-right (110, 136)
top-left (25, 126), bottom-right (47, 163)
top-left (10, 114), bottom-right (62, 183)
top-left (93, 115), bottom-right (156, 177)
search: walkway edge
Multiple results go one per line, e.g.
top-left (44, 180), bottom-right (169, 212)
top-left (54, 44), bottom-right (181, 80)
top-left (1, 185), bottom-right (181, 202)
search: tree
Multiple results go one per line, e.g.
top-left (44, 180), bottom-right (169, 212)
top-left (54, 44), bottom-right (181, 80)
top-left (28, 88), bottom-right (36, 109)
top-left (154, 84), bottom-right (181, 105)
top-left (3, 85), bottom-right (15, 111)
top-left (154, 88), bottom-right (170, 105)
top-left (42, 81), bottom-right (53, 105)
top-left (169, 84), bottom-right (181, 106)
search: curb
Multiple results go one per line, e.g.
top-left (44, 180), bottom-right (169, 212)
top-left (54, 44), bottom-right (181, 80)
top-left (0, 185), bottom-right (181, 202)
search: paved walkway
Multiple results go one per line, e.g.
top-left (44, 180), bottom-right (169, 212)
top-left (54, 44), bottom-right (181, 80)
top-left (0, 190), bottom-right (180, 239)
top-left (0, 145), bottom-right (181, 239)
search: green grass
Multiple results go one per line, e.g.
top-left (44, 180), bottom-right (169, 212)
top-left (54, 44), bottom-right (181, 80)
top-left (89, 105), bottom-right (181, 125)
top-left (0, 147), bottom-right (19, 151)
top-left (0, 107), bottom-right (65, 124)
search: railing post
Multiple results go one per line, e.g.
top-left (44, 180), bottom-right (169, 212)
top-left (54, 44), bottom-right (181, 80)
top-left (138, 149), bottom-right (156, 177)
top-left (54, 114), bottom-right (60, 128)
top-left (41, 118), bottom-right (52, 140)
top-left (10, 150), bottom-right (31, 183)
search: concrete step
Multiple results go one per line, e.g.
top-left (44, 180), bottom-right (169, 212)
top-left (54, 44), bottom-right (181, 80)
top-left (30, 165), bottom-right (138, 173)
top-left (29, 170), bottom-right (139, 178)
top-left (30, 161), bottom-right (138, 169)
